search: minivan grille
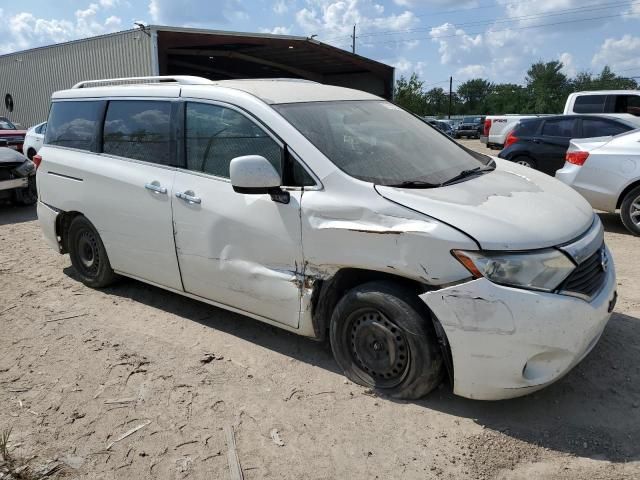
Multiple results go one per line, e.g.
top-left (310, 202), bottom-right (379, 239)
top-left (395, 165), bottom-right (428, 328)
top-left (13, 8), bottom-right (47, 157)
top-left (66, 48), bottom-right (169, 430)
top-left (560, 246), bottom-right (607, 299)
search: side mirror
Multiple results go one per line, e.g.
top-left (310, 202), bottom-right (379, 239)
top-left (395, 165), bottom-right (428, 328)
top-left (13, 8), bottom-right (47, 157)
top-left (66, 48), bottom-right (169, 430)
top-left (230, 155), bottom-right (289, 203)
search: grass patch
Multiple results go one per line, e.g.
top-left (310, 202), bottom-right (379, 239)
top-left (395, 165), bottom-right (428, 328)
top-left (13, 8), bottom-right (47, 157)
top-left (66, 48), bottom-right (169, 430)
top-left (0, 426), bottom-right (63, 479)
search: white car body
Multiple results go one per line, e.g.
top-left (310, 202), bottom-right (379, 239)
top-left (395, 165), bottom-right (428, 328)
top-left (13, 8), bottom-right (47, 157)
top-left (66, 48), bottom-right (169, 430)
top-left (564, 91), bottom-right (640, 127)
top-left (37, 76), bottom-right (616, 400)
top-left (556, 130), bottom-right (640, 213)
top-left (23, 121), bottom-right (47, 159)
top-left (482, 115), bottom-right (550, 149)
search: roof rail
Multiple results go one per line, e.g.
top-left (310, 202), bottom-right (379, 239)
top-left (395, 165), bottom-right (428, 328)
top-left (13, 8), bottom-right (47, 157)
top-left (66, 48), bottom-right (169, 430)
top-left (72, 75), bottom-right (214, 89)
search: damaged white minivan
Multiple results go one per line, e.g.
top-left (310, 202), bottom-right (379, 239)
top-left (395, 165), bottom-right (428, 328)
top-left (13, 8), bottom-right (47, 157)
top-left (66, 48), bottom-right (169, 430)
top-left (37, 77), bottom-right (617, 400)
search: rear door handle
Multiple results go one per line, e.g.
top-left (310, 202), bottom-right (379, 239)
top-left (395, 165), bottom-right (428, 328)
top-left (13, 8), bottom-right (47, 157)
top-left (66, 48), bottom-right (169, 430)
top-left (532, 138), bottom-right (541, 144)
top-left (145, 181), bottom-right (167, 194)
top-left (176, 191), bottom-right (201, 204)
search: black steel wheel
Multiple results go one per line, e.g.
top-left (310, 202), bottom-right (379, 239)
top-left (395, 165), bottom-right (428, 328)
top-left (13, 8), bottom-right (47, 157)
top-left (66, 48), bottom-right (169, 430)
top-left (330, 281), bottom-right (444, 399)
top-left (68, 216), bottom-right (117, 288)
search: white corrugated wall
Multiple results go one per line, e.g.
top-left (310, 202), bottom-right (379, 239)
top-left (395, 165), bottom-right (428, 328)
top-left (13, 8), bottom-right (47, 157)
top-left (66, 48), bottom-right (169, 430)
top-left (0, 30), bottom-right (154, 128)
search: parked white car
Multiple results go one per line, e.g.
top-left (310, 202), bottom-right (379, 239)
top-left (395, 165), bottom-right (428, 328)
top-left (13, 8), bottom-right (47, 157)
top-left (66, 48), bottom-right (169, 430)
top-left (37, 76), bottom-right (616, 401)
top-left (23, 121), bottom-right (47, 160)
top-left (564, 91), bottom-right (640, 126)
top-left (557, 129), bottom-right (640, 235)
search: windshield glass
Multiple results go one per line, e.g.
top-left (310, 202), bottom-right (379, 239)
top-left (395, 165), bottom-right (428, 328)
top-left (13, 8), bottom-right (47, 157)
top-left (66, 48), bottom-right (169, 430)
top-left (0, 119), bottom-right (16, 130)
top-left (274, 100), bottom-right (491, 186)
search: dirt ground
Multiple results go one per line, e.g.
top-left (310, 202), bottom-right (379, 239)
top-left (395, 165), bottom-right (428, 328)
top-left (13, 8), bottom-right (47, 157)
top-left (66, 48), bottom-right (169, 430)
top-left (1, 139), bottom-right (639, 479)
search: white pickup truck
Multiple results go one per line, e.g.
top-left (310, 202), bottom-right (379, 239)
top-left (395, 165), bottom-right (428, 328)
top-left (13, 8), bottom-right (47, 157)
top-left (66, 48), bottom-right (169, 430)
top-left (482, 90), bottom-right (640, 150)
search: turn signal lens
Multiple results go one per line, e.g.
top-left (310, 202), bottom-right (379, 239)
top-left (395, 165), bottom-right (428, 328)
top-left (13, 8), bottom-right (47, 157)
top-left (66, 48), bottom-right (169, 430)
top-left (32, 154), bottom-right (43, 169)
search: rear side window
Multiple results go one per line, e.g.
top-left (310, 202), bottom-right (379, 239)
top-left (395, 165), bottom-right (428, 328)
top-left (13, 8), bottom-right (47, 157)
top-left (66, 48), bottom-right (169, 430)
top-left (515, 119), bottom-right (539, 136)
top-left (612, 95), bottom-right (640, 117)
top-left (582, 119), bottom-right (630, 138)
top-left (542, 118), bottom-right (575, 137)
top-left (185, 102), bottom-right (282, 179)
top-left (103, 100), bottom-right (172, 165)
top-left (573, 95), bottom-right (606, 113)
top-left (45, 101), bottom-right (102, 150)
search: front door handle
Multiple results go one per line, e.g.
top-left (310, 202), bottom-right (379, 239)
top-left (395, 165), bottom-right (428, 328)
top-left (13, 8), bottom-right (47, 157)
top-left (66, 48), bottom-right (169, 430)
top-left (145, 181), bottom-right (167, 194)
top-left (532, 138), bottom-right (541, 144)
top-left (176, 191), bottom-right (202, 204)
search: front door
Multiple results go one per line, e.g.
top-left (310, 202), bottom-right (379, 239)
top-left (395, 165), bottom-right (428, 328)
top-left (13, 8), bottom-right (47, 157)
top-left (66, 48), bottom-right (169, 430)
top-left (537, 117), bottom-right (577, 175)
top-left (171, 101), bottom-right (303, 327)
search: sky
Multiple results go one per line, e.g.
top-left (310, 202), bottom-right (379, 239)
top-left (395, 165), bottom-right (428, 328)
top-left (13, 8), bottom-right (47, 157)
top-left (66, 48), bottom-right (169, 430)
top-left (1, 0), bottom-right (640, 88)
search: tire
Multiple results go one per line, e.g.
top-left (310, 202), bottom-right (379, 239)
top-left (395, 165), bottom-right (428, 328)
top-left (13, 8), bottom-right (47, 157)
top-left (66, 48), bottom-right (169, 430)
top-left (26, 148), bottom-right (36, 161)
top-left (14, 176), bottom-right (37, 206)
top-left (68, 216), bottom-right (117, 288)
top-left (329, 281), bottom-right (444, 400)
top-left (620, 185), bottom-right (640, 236)
top-left (513, 156), bottom-right (536, 169)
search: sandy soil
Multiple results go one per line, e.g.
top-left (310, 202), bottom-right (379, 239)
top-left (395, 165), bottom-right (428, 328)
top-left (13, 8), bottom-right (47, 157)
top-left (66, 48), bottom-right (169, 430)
top-left (1, 140), bottom-right (639, 479)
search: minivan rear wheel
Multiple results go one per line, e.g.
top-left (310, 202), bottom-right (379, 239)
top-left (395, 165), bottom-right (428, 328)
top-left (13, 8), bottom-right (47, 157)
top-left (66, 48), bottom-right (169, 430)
top-left (620, 185), bottom-right (640, 236)
top-left (68, 216), bottom-right (117, 288)
top-left (330, 281), bottom-right (443, 399)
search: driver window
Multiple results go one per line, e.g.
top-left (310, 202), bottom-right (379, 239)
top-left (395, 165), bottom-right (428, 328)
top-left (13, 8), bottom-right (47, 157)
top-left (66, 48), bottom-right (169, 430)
top-left (186, 102), bottom-right (283, 178)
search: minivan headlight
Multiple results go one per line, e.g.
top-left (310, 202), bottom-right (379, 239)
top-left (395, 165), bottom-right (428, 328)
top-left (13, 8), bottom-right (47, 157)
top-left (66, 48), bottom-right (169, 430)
top-left (452, 249), bottom-right (575, 292)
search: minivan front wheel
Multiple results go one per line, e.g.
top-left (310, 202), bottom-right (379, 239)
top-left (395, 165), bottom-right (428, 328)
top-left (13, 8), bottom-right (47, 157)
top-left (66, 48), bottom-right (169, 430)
top-left (68, 216), bottom-right (117, 288)
top-left (330, 281), bottom-right (443, 399)
top-left (620, 185), bottom-right (640, 236)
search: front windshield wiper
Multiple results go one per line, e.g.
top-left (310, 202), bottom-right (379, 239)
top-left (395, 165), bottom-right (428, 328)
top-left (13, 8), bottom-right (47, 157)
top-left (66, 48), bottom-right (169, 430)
top-left (440, 164), bottom-right (496, 186)
top-left (384, 180), bottom-right (441, 188)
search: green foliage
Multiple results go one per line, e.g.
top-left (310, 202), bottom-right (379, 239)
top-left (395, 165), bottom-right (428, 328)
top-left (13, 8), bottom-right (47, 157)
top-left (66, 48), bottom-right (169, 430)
top-left (394, 61), bottom-right (638, 116)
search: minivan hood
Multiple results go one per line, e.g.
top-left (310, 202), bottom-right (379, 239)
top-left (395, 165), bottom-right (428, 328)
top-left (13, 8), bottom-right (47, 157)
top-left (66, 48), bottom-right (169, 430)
top-left (375, 158), bottom-right (594, 250)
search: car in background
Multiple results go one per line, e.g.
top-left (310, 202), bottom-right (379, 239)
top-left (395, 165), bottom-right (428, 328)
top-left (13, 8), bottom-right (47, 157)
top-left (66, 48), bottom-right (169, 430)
top-left (0, 117), bottom-right (27, 154)
top-left (424, 119), bottom-right (454, 136)
top-left (23, 121), bottom-right (47, 160)
top-left (0, 142), bottom-right (37, 205)
top-left (454, 116), bottom-right (484, 139)
top-left (556, 130), bottom-right (640, 236)
top-left (498, 115), bottom-right (636, 175)
top-left (481, 114), bottom-right (551, 150)
top-left (564, 91), bottom-right (640, 125)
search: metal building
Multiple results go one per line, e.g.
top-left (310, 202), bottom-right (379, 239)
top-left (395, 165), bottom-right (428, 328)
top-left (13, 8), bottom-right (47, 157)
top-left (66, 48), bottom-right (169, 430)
top-left (0, 26), bottom-right (394, 128)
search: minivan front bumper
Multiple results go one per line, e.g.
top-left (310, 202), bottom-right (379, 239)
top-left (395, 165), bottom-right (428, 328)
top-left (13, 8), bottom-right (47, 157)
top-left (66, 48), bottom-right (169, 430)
top-left (421, 251), bottom-right (616, 400)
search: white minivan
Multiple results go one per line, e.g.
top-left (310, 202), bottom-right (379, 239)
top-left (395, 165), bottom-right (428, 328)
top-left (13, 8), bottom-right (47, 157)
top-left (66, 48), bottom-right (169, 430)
top-left (37, 76), bottom-right (617, 400)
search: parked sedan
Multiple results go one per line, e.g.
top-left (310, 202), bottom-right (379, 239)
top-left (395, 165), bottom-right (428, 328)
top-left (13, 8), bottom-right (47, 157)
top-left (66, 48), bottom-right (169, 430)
top-left (499, 115), bottom-right (636, 175)
top-left (556, 129), bottom-right (640, 235)
top-left (0, 117), bottom-right (27, 153)
top-left (23, 121), bottom-right (47, 160)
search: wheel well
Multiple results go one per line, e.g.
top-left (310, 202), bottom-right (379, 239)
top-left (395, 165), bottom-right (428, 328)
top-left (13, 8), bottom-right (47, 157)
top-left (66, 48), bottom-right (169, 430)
top-left (26, 148), bottom-right (36, 160)
top-left (616, 180), bottom-right (640, 209)
top-left (56, 211), bottom-right (83, 254)
top-left (310, 268), bottom-right (426, 341)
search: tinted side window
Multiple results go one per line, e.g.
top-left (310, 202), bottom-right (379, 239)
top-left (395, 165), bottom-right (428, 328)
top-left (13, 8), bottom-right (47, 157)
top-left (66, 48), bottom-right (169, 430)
top-left (542, 118), bottom-right (575, 137)
top-left (613, 95), bottom-right (640, 117)
top-left (45, 101), bottom-right (102, 150)
top-left (185, 102), bottom-right (282, 179)
top-left (103, 100), bottom-right (172, 165)
top-left (573, 95), bottom-right (606, 113)
top-left (515, 119), bottom-right (539, 136)
top-left (582, 119), bottom-right (630, 138)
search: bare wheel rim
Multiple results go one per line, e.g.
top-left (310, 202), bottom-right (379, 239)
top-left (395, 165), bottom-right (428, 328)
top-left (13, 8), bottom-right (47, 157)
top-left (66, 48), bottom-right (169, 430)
top-left (347, 308), bottom-right (410, 388)
top-left (76, 230), bottom-right (100, 276)
top-left (630, 195), bottom-right (640, 226)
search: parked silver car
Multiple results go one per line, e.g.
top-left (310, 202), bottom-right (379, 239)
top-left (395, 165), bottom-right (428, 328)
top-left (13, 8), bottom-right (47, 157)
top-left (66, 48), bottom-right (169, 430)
top-left (556, 129), bottom-right (640, 235)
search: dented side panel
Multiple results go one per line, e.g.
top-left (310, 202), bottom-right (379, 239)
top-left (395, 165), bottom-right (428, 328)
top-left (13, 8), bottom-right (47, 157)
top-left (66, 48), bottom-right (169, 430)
top-left (421, 261), bottom-right (616, 400)
top-left (172, 172), bottom-right (304, 329)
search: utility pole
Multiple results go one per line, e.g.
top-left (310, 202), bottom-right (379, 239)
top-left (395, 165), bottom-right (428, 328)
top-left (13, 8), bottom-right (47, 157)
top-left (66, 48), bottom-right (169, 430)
top-left (352, 24), bottom-right (356, 54)
top-left (448, 76), bottom-right (453, 119)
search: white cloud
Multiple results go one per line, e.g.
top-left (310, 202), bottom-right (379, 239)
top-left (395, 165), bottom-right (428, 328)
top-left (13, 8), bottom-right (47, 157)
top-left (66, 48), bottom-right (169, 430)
top-left (456, 64), bottom-right (487, 79)
top-left (260, 26), bottom-right (292, 35)
top-left (389, 57), bottom-right (426, 78)
top-left (295, 0), bottom-right (418, 45)
top-left (559, 52), bottom-right (576, 77)
top-left (592, 35), bottom-right (640, 71)
top-left (148, 0), bottom-right (246, 25)
top-left (99, 0), bottom-right (119, 8)
top-left (393, 0), bottom-right (476, 6)
top-left (0, 3), bottom-right (123, 55)
top-left (274, 0), bottom-right (289, 15)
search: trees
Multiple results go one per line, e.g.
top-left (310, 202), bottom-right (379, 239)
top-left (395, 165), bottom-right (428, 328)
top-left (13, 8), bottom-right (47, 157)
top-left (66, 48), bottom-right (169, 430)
top-left (456, 79), bottom-right (493, 113)
top-left (525, 61), bottom-right (570, 113)
top-left (392, 61), bottom-right (638, 116)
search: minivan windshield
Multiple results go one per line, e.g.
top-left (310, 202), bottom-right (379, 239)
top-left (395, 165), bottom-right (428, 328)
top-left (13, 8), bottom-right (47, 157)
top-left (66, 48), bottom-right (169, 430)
top-left (274, 100), bottom-right (491, 186)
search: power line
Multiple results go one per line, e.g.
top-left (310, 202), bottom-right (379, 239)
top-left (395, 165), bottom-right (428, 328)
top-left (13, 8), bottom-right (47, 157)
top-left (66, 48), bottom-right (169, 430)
top-left (320, 0), bottom-right (639, 42)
